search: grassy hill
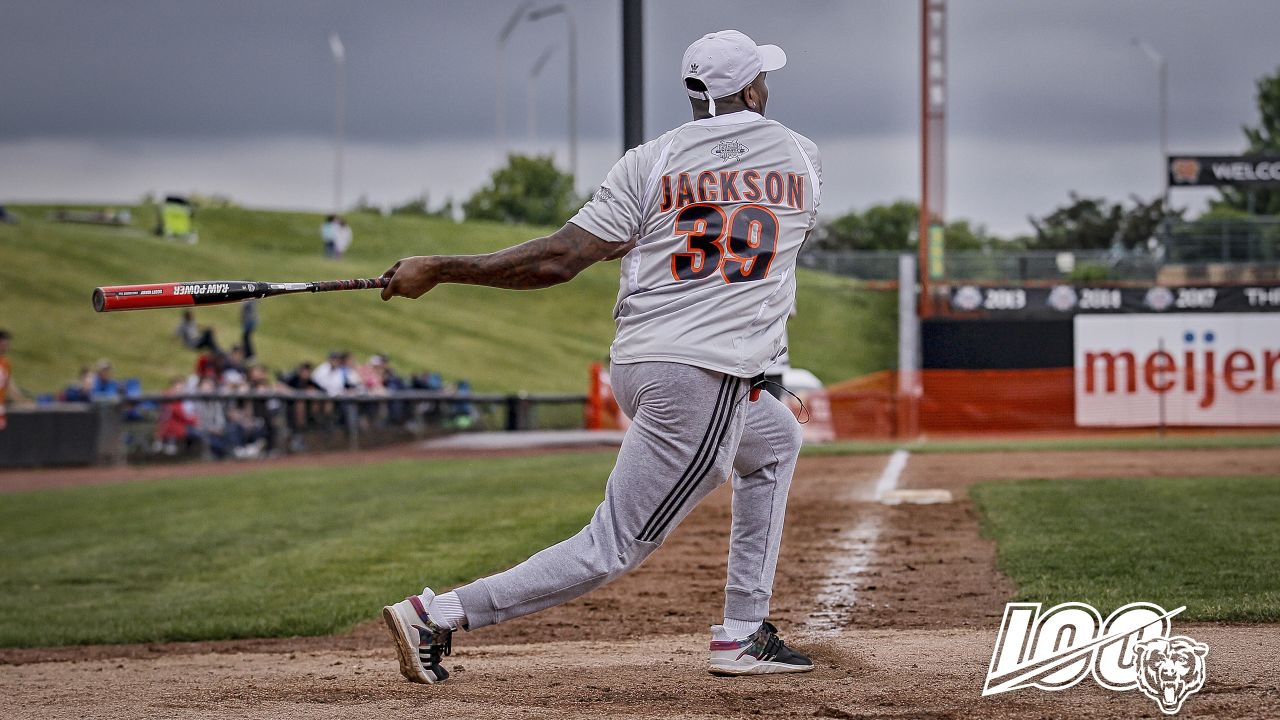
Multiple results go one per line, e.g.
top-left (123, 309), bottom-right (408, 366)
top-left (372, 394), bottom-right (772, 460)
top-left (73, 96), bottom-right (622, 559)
top-left (0, 204), bottom-right (896, 394)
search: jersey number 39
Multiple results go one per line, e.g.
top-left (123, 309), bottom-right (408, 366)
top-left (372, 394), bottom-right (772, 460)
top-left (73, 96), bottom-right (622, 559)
top-left (671, 203), bottom-right (778, 283)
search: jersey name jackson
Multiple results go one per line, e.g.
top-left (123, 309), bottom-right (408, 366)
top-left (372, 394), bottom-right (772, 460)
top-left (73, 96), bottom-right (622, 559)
top-left (658, 170), bottom-right (806, 212)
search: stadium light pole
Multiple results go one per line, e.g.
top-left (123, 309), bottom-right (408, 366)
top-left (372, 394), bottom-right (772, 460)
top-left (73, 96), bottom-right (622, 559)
top-left (621, 0), bottom-right (645, 151)
top-left (328, 31), bottom-right (346, 213)
top-left (528, 4), bottom-right (578, 183)
top-left (919, 0), bottom-right (947, 319)
top-left (497, 1), bottom-right (535, 157)
top-left (528, 46), bottom-right (558, 142)
top-left (1133, 37), bottom-right (1168, 208)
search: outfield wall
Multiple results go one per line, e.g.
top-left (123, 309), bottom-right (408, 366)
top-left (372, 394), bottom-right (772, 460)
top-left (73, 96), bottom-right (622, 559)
top-left (821, 311), bottom-right (1280, 438)
top-left (1075, 314), bottom-right (1280, 426)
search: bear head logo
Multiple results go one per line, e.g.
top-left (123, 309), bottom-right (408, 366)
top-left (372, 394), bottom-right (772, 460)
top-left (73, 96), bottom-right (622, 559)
top-left (1169, 158), bottom-right (1201, 184)
top-left (1132, 635), bottom-right (1209, 715)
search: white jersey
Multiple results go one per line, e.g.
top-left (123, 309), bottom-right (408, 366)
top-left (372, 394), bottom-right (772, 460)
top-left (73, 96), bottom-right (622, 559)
top-left (570, 110), bottom-right (821, 378)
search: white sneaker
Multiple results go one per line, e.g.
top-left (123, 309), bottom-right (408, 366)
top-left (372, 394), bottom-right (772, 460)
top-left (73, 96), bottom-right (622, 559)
top-left (708, 621), bottom-right (814, 676)
top-left (382, 588), bottom-right (453, 684)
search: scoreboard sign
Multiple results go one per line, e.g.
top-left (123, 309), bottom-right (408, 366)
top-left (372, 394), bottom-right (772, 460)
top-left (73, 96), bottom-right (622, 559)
top-left (948, 284), bottom-right (1280, 317)
top-left (1074, 314), bottom-right (1280, 427)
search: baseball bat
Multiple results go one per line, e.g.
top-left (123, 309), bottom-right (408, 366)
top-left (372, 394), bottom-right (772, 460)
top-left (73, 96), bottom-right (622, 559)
top-left (92, 277), bottom-right (389, 312)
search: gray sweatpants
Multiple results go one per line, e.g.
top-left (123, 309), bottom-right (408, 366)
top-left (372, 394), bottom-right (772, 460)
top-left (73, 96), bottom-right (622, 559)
top-left (454, 361), bottom-right (802, 629)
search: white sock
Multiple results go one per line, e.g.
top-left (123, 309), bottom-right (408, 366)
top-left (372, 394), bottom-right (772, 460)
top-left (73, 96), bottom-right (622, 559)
top-left (723, 617), bottom-right (761, 640)
top-left (426, 591), bottom-right (467, 631)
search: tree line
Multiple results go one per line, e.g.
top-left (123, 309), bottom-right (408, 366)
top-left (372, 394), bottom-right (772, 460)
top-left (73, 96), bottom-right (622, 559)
top-left (379, 65), bottom-right (1280, 252)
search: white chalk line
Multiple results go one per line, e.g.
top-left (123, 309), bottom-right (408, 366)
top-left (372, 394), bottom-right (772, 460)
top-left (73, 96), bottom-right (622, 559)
top-left (873, 449), bottom-right (911, 500)
top-left (808, 449), bottom-right (910, 632)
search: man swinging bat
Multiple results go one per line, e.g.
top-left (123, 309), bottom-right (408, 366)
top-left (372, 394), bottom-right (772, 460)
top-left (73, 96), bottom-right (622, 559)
top-left (379, 29), bottom-right (822, 683)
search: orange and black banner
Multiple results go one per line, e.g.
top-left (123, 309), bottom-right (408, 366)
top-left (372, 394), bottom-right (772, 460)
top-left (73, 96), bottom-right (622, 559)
top-left (947, 284), bottom-right (1280, 318)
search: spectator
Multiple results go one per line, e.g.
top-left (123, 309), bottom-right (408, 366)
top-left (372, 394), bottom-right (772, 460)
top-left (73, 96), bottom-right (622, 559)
top-left (312, 352), bottom-right (338, 394)
top-left (280, 361), bottom-right (323, 392)
top-left (279, 361), bottom-right (324, 439)
top-left (407, 370), bottom-right (445, 425)
top-left (193, 376), bottom-right (233, 459)
top-left (380, 357), bottom-right (407, 392)
top-left (0, 329), bottom-right (26, 430)
top-left (224, 401), bottom-right (266, 459)
top-left (175, 310), bottom-right (219, 353)
top-left (412, 370), bottom-right (444, 391)
top-left (62, 367), bottom-right (94, 402)
top-left (153, 376), bottom-right (199, 455)
top-left (336, 351), bottom-right (357, 392)
top-left (194, 350), bottom-right (220, 381)
top-left (90, 359), bottom-right (121, 400)
top-left (450, 379), bottom-right (476, 429)
top-left (247, 364), bottom-right (274, 392)
top-left (333, 217), bottom-right (353, 259)
top-left (313, 351), bottom-right (355, 396)
top-left (321, 214), bottom-right (338, 258)
top-left (245, 364), bottom-right (282, 455)
top-left (241, 299), bottom-right (259, 361)
top-left (356, 354), bottom-right (388, 395)
top-left (221, 346), bottom-right (248, 387)
top-left (379, 357), bottom-right (410, 423)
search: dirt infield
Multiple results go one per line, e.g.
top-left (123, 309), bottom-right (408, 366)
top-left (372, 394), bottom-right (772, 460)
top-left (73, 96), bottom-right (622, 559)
top-left (3, 446), bottom-right (1280, 718)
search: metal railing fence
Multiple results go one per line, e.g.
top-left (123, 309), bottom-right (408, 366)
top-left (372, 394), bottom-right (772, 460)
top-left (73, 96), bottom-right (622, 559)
top-left (0, 391), bottom-right (588, 467)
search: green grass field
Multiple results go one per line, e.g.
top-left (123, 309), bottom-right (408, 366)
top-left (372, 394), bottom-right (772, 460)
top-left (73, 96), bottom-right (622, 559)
top-left (0, 452), bottom-right (616, 647)
top-left (0, 204), bottom-right (896, 394)
top-left (972, 475), bottom-right (1280, 622)
top-left (5, 449), bottom-right (1278, 647)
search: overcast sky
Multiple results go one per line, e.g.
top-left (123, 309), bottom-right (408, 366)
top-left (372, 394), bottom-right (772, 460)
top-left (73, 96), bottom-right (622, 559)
top-left (1, 0), bottom-right (1277, 235)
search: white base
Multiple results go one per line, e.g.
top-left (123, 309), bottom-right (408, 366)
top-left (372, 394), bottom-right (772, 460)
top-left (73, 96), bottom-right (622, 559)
top-left (880, 488), bottom-right (953, 505)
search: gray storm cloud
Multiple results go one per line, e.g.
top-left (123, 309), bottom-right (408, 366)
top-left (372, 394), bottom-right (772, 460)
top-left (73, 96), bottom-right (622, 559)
top-left (0, 0), bottom-right (1273, 233)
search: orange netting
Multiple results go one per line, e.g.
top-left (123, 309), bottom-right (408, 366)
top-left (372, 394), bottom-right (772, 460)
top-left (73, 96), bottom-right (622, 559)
top-left (589, 365), bottom-right (1083, 439)
top-left (826, 368), bottom-right (1077, 438)
top-left (918, 368), bottom-right (1076, 433)
top-left (825, 370), bottom-right (898, 438)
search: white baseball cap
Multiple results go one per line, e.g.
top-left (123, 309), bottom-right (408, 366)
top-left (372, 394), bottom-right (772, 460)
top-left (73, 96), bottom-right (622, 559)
top-left (681, 30), bottom-right (787, 116)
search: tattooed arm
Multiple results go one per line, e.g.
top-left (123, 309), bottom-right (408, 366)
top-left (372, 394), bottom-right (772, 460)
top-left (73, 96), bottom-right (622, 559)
top-left (380, 222), bottom-right (635, 300)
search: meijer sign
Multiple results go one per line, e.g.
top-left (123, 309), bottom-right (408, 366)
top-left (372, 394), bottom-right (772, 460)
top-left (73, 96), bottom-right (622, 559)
top-left (1075, 314), bottom-right (1280, 426)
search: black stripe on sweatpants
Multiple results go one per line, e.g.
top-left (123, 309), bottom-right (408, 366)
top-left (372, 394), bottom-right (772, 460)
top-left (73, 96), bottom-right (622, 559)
top-left (638, 376), bottom-right (739, 543)
top-left (641, 377), bottom-right (740, 542)
top-left (636, 375), bottom-right (732, 542)
top-left (636, 375), bottom-right (733, 542)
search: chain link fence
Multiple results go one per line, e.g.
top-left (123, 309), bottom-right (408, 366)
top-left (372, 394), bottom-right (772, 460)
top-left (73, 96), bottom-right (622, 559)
top-left (800, 217), bottom-right (1280, 284)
